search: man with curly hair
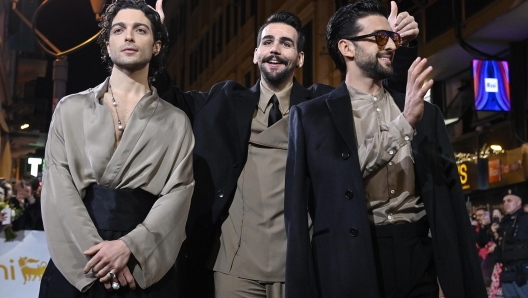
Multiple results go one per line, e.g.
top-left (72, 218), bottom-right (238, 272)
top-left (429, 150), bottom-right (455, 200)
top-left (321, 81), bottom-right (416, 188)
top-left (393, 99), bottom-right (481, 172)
top-left (38, 1), bottom-right (194, 297)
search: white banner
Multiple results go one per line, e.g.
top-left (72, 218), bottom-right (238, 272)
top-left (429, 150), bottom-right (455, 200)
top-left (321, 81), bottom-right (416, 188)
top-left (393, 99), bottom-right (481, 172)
top-left (0, 230), bottom-right (49, 297)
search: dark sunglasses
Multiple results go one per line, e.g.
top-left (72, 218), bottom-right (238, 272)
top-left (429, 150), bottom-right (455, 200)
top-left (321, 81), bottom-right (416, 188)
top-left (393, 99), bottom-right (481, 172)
top-left (346, 30), bottom-right (402, 48)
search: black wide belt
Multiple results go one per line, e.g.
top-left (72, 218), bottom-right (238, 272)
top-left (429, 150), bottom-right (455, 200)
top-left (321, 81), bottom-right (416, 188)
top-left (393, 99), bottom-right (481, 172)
top-left (83, 184), bottom-right (157, 233)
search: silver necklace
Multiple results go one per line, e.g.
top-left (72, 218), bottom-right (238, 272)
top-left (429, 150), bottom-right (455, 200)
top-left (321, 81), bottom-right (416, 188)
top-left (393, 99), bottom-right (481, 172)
top-left (108, 83), bottom-right (124, 131)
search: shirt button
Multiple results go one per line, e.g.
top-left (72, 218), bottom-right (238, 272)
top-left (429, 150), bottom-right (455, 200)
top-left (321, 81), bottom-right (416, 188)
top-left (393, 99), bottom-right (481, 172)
top-left (390, 189), bottom-right (395, 194)
top-left (345, 190), bottom-right (354, 200)
top-left (389, 150), bottom-right (394, 155)
top-left (349, 228), bottom-right (359, 237)
top-left (342, 153), bottom-right (350, 160)
top-left (376, 108), bottom-right (381, 112)
top-left (217, 190), bottom-right (224, 198)
top-left (404, 135), bottom-right (410, 141)
top-left (388, 214), bottom-right (393, 220)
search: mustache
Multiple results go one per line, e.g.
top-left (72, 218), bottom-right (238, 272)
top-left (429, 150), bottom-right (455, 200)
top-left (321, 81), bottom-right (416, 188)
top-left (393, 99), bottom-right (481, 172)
top-left (377, 50), bottom-right (394, 59)
top-left (262, 55), bottom-right (288, 64)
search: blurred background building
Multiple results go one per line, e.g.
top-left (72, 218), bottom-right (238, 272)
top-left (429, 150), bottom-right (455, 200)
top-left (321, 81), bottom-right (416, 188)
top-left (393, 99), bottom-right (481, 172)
top-left (0, 0), bottom-right (528, 209)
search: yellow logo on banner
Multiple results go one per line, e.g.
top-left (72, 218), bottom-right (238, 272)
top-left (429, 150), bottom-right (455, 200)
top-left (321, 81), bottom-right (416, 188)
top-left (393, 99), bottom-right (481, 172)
top-left (19, 257), bottom-right (47, 284)
top-left (0, 257), bottom-right (47, 284)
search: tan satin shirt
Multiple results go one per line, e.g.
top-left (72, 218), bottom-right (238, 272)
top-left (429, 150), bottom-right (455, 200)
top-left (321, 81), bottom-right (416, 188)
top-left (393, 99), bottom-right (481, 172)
top-left (347, 84), bottom-right (425, 225)
top-left (213, 81), bottom-right (292, 282)
top-left (42, 78), bottom-right (195, 291)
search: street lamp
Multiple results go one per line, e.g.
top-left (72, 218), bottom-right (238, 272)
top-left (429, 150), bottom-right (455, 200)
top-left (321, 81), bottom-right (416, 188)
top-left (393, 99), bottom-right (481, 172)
top-left (11, 0), bottom-right (106, 112)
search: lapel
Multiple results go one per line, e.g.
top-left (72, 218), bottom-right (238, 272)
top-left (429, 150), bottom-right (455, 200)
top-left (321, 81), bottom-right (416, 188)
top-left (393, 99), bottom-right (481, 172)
top-left (290, 78), bottom-right (312, 107)
top-left (243, 77), bottom-right (308, 149)
top-left (102, 86), bottom-right (158, 186)
top-left (83, 79), bottom-right (115, 183)
top-left (326, 82), bottom-right (357, 152)
top-left (249, 115), bottom-right (289, 150)
top-left (233, 81), bottom-right (259, 153)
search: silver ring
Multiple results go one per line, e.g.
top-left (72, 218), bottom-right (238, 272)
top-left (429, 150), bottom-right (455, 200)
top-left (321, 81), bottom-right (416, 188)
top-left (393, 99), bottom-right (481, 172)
top-left (108, 271), bottom-right (116, 279)
top-left (112, 281), bottom-right (120, 290)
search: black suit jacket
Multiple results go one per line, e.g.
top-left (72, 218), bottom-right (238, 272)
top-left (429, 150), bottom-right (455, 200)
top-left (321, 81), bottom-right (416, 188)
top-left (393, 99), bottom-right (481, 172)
top-left (285, 82), bottom-right (487, 298)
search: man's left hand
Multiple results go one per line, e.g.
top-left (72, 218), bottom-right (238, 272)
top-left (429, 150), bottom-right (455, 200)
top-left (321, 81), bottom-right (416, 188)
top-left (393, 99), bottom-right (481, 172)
top-left (82, 240), bottom-right (131, 279)
top-left (403, 57), bottom-right (433, 127)
top-left (388, 1), bottom-right (419, 46)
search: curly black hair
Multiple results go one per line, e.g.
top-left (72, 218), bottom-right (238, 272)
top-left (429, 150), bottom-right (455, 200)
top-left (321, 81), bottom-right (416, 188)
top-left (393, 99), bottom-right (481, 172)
top-left (97, 0), bottom-right (168, 82)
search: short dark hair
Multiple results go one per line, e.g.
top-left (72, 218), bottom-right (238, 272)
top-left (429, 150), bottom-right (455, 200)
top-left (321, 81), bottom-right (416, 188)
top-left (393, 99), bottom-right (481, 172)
top-left (21, 174), bottom-right (39, 193)
top-left (97, 0), bottom-right (168, 82)
top-left (326, 0), bottom-right (387, 74)
top-left (492, 208), bottom-right (503, 215)
top-left (256, 12), bottom-right (305, 52)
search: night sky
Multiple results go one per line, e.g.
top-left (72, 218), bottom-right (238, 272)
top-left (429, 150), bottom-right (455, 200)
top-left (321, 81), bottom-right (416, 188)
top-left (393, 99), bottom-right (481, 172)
top-left (35, 0), bottom-right (159, 95)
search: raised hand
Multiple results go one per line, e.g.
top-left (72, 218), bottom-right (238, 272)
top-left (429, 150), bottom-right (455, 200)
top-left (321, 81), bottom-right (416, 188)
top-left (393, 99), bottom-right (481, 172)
top-left (148, 0), bottom-right (164, 23)
top-left (388, 1), bottom-right (419, 46)
top-left (156, 0), bottom-right (164, 23)
top-left (403, 57), bottom-right (433, 128)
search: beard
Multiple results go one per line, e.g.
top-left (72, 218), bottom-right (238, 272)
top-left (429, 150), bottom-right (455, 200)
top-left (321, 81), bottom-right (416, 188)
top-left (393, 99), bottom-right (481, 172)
top-left (355, 47), bottom-right (394, 81)
top-left (259, 55), bottom-right (295, 85)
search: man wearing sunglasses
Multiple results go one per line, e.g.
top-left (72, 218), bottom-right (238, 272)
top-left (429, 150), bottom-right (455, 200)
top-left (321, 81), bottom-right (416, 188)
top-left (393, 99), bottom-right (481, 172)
top-left (284, 0), bottom-right (486, 297)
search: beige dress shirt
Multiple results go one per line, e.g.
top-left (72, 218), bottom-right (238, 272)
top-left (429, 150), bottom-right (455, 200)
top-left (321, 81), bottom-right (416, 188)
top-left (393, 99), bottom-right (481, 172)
top-left (347, 84), bottom-right (425, 225)
top-left (41, 78), bottom-right (195, 291)
top-left (213, 81), bottom-right (292, 282)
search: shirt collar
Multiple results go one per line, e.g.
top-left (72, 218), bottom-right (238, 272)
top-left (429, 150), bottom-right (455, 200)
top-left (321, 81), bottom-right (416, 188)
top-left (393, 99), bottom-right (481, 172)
top-left (258, 80), bottom-right (293, 114)
top-left (345, 83), bottom-right (386, 102)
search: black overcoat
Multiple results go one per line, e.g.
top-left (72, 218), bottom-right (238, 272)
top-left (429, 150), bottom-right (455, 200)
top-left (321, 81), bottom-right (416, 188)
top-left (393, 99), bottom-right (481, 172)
top-left (284, 82), bottom-right (487, 298)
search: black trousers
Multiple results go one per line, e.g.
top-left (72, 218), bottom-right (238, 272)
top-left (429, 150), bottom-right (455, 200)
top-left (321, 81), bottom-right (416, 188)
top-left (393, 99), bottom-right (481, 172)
top-left (39, 185), bottom-right (178, 297)
top-left (39, 259), bottom-right (179, 298)
top-left (371, 219), bottom-right (439, 298)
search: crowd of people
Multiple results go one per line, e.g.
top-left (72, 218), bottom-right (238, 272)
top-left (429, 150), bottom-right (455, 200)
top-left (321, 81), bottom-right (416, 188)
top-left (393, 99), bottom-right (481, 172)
top-left (473, 189), bottom-right (528, 297)
top-left (0, 174), bottom-right (44, 234)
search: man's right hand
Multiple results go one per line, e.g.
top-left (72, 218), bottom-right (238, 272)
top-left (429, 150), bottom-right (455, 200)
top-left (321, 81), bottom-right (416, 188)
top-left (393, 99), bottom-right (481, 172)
top-left (403, 57), bottom-right (433, 128)
top-left (101, 265), bottom-right (136, 291)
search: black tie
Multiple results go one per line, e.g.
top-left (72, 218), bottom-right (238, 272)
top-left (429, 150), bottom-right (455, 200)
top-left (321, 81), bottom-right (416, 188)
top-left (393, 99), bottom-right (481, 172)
top-left (268, 95), bottom-right (282, 127)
